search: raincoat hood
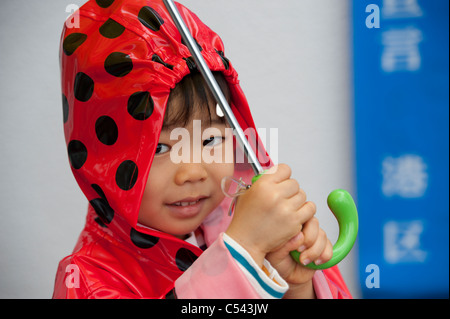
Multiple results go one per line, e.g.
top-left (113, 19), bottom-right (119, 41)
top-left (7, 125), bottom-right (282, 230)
top-left (57, 0), bottom-right (270, 298)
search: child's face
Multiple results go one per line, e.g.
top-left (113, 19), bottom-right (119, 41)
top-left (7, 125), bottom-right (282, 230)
top-left (138, 107), bottom-right (234, 239)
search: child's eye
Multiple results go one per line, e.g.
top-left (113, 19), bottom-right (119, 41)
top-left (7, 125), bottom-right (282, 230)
top-left (203, 136), bottom-right (224, 147)
top-left (155, 143), bottom-right (170, 154)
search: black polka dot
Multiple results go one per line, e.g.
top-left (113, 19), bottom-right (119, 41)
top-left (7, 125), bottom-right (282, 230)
top-left (175, 248), bottom-right (198, 271)
top-left (183, 57), bottom-right (197, 73)
top-left (90, 198), bottom-right (114, 224)
top-left (130, 228), bottom-right (159, 248)
top-left (152, 54), bottom-right (174, 70)
top-left (95, 115), bottom-right (118, 145)
top-left (127, 92), bottom-right (154, 120)
top-left (91, 184), bottom-right (115, 225)
top-left (62, 94), bottom-right (69, 123)
top-left (63, 33), bottom-right (87, 56)
top-left (138, 6), bottom-right (164, 32)
top-left (99, 18), bottom-right (125, 39)
top-left (91, 184), bottom-right (106, 199)
top-left (74, 72), bottom-right (94, 102)
top-left (115, 160), bottom-right (138, 190)
top-left (165, 288), bottom-right (177, 299)
top-left (104, 52), bottom-right (133, 77)
top-left (94, 217), bottom-right (107, 228)
top-left (96, 0), bottom-right (115, 8)
top-left (67, 140), bottom-right (88, 169)
top-left (215, 50), bottom-right (230, 70)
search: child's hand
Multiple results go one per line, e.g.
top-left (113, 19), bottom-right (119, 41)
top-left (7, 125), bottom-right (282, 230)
top-left (266, 216), bottom-right (333, 299)
top-left (225, 164), bottom-right (316, 267)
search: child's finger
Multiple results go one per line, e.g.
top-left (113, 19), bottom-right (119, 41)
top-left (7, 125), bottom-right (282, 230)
top-left (296, 201), bottom-right (316, 225)
top-left (299, 228), bottom-right (329, 266)
top-left (263, 164), bottom-right (292, 183)
top-left (277, 179), bottom-right (303, 200)
top-left (315, 239), bottom-right (333, 266)
top-left (271, 231), bottom-right (304, 258)
top-left (287, 231), bottom-right (305, 252)
top-left (295, 217), bottom-right (319, 254)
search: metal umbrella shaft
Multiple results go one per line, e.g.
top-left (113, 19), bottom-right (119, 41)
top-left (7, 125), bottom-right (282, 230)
top-left (163, 0), bottom-right (264, 176)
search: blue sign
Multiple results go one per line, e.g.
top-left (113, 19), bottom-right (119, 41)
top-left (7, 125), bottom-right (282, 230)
top-left (353, 0), bottom-right (449, 298)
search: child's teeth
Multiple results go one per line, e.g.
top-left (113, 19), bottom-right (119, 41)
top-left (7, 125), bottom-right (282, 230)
top-left (175, 200), bottom-right (199, 206)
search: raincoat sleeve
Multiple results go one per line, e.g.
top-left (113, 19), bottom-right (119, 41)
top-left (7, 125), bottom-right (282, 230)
top-left (175, 233), bottom-right (352, 299)
top-left (175, 233), bottom-right (289, 299)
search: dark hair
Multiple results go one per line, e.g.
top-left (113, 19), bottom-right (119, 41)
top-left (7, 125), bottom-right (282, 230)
top-left (164, 71), bottom-right (231, 127)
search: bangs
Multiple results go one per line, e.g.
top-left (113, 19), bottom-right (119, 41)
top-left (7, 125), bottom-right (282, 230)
top-left (164, 71), bottom-right (231, 128)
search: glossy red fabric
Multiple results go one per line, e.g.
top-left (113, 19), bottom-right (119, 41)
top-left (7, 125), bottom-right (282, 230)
top-left (54, 0), bottom-right (267, 299)
top-left (53, 0), bottom-right (351, 299)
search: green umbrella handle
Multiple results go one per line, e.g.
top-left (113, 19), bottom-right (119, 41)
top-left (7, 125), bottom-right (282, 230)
top-left (252, 175), bottom-right (358, 270)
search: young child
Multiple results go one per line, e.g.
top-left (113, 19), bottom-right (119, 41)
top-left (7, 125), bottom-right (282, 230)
top-left (53, 0), bottom-right (351, 299)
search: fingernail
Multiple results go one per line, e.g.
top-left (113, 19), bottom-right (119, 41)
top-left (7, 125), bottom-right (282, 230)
top-left (315, 259), bottom-right (324, 265)
top-left (297, 245), bottom-right (306, 252)
top-left (302, 258), bottom-right (311, 266)
top-left (294, 232), bottom-right (304, 242)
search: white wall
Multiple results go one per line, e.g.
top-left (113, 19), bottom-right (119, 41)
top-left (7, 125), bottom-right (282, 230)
top-left (0, 0), bottom-right (359, 298)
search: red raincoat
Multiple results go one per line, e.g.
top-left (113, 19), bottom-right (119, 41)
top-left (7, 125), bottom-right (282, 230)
top-left (53, 0), bottom-right (352, 299)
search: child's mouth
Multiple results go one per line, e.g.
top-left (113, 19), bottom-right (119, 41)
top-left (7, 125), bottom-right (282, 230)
top-left (168, 196), bottom-right (207, 206)
top-left (166, 196), bottom-right (208, 217)
top-left (171, 199), bottom-right (202, 207)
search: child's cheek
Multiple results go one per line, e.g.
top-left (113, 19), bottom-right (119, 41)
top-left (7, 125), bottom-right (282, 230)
top-left (214, 160), bottom-right (235, 187)
top-left (221, 134), bottom-right (235, 165)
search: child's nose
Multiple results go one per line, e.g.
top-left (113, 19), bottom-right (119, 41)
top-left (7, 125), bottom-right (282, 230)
top-left (174, 163), bottom-right (208, 185)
